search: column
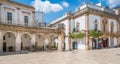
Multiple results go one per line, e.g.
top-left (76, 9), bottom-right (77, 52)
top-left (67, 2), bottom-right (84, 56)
top-left (0, 31), bottom-right (3, 52)
top-left (65, 37), bottom-right (69, 50)
top-left (58, 35), bottom-right (62, 51)
top-left (15, 33), bottom-right (21, 52)
top-left (68, 18), bottom-right (72, 50)
top-left (108, 37), bottom-right (111, 47)
top-left (85, 13), bottom-right (89, 50)
top-left (31, 34), bottom-right (36, 46)
top-left (114, 37), bottom-right (117, 47)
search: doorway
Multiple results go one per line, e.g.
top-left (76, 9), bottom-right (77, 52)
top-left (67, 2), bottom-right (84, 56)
top-left (3, 42), bottom-right (6, 52)
top-left (72, 42), bottom-right (78, 50)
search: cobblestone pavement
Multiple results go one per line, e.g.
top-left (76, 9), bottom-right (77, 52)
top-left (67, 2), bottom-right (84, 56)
top-left (0, 48), bottom-right (120, 64)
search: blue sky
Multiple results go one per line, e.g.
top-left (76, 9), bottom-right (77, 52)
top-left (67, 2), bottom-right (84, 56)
top-left (11, 0), bottom-right (120, 23)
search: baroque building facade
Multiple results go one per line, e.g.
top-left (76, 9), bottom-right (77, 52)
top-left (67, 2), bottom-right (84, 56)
top-left (49, 3), bottom-right (120, 50)
top-left (0, 0), bottom-right (64, 52)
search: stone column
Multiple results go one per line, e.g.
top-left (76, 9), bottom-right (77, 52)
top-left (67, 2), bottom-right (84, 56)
top-left (85, 13), bottom-right (89, 50)
top-left (114, 37), bottom-right (117, 47)
top-left (58, 35), bottom-right (62, 51)
top-left (31, 34), bottom-right (36, 46)
top-left (15, 33), bottom-right (21, 52)
top-left (68, 18), bottom-right (72, 50)
top-left (0, 31), bottom-right (3, 52)
top-left (58, 28), bottom-right (64, 51)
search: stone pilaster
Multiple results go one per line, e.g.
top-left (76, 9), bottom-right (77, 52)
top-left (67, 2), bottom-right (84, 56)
top-left (68, 18), bottom-right (72, 50)
top-left (0, 31), bottom-right (3, 52)
top-left (15, 33), bottom-right (21, 52)
top-left (85, 13), bottom-right (89, 50)
top-left (58, 28), bottom-right (64, 51)
top-left (58, 35), bottom-right (62, 51)
top-left (31, 34), bottom-right (36, 46)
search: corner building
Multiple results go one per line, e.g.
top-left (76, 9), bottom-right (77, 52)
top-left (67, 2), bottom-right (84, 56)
top-left (50, 3), bottom-right (120, 50)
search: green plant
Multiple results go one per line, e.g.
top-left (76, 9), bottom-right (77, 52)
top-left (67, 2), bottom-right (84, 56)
top-left (77, 32), bottom-right (84, 38)
top-left (88, 30), bottom-right (103, 38)
top-left (71, 31), bottom-right (84, 39)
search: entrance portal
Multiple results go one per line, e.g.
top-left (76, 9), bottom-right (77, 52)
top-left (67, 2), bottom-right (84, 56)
top-left (3, 32), bottom-right (15, 52)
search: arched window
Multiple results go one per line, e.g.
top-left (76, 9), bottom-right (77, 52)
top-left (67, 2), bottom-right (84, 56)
top-left (111, 22), bottom-right (114, 32)
top-left (94, 20), bottom-right (98, 31)
top-left (76, 22), bottom-right (80, 32)
top-left (103, 20), bottom-right (107, 31)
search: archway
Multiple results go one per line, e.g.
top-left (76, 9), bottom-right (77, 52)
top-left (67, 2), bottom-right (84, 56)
top-left (3, 32), bottom-right (15, 52)
top-left (36, 34), bottom-right (45, 51)
top-left (21, 34), bottom-right (31, 51)
top-left (102, 38), bottom-right (109, 48)
top-left (49, 34), bottom-right (58, 50)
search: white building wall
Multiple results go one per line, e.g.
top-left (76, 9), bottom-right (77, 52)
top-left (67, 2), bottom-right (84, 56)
top-left (71, 19), bottom-right (75, 33)
top-left (60, 19), bottom-right (69, 35)
top-left (108, 19), bottom-right (117, 33)
top-left (89, 14), bottom-right (101, 30)
top-left (74, 15), bottom-right (86, 31)
top-left (0, 4), bottom-right (34, 26)
top-left (78, 38), bottom-right (86, 49)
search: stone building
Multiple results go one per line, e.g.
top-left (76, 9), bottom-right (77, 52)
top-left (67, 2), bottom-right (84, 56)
top-left (0, 0), bottom-right (64, 52)
top-left (49, 3), bottom-right (120, 50)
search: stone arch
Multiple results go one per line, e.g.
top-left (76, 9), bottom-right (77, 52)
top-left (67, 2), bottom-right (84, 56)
top-left (21, 32), bottom-right (32, 51)
top-left (49, 33), bottom-right (58, 49)
top-left (3, 32), bottom-right (16, 52)
top-left (3, 31), bottom-right (17, 37)
top-left (35, 33), bottom-right (45, 51)
top-left (21, 32), bottom-right (32, 38)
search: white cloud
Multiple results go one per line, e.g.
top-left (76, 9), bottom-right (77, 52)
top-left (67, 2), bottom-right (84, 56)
top-left (107, 0), bottom-right (120, 8)
top-left (31, 0), bottom-right (63, 13)
top-left (62, 1), bottom-right (69, 8)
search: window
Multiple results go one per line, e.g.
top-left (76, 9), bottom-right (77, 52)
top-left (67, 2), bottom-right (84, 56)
top-left (7, 12), bottom-right (12, 24)
top-left (24, 16), bottom-right (28, 26)
top-left (103, 20), bottom-right (107, 31)
top-left (94, 20), bottom-right (98, 31)
top-left (111, 22), bottom-right (114, 32)
top-left (76, 22), bottom-right (80, 32)
top-left (3, 36), bottom-right (5, 40)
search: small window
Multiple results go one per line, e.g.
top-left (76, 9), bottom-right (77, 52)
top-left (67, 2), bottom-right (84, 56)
top-left (24, 16), bottom-right (28, 26)
top-left (76, 22), bottom-right (80, 32)
top-left (7, 12), bottom-right (12, 24)
top-left (103, 20), bottom-right (107, 32)
top-left (111, 22), bottom-right (114, 32)
top-left (94, 20), bottom-right (98, 31)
